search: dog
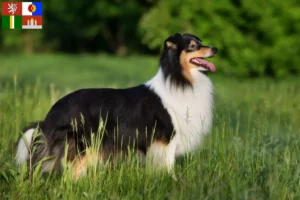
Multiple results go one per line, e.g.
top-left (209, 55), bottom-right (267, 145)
top-left (15, 33), bottom-right (218, 179)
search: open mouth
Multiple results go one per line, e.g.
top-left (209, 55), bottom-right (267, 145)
top-left (190, 58), bottom-right (216, 72)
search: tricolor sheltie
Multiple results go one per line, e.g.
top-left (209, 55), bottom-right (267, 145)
top-left (15, 33), bottom-right (218, 179)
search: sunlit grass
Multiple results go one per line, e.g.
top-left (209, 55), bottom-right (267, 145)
top-left (0, 55), bottom-right (300, 199)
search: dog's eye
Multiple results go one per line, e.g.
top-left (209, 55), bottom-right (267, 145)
top-left (190, 44), bottom-right (196, 48)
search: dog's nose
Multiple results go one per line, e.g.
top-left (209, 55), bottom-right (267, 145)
top-left (211, 47), bottom-right (218, 54)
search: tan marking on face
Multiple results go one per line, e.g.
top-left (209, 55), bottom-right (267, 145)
top-left (189, 40), bottom-right (197, 47)
top-left (180, 45), bottom-right (212, 83)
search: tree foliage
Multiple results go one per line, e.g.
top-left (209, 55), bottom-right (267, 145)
top-left (0, 0), bottom-right (299, 77)
top-left (139, 0), bottom-right (300, 77)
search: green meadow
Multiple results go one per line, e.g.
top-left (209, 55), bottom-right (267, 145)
top-left (0, 54), bottom-right (300, 199)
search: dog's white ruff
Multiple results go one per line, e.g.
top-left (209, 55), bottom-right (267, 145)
top-left (145, 68), bottom-right (213, 171)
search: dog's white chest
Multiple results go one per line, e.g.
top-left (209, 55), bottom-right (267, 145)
top-left (165, 82), bottom-right (213, 156)
top-left (146, 69), bottom-right (214, 156)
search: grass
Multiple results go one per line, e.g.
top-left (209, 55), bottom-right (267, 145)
top-left (0, 54), bottom-right (300, 199)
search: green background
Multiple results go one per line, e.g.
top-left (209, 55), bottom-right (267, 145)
top-left (0, 0), bottom-right (299, 78)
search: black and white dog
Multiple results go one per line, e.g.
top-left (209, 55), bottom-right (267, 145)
top-left (15, 33), bottom-right (218, 178)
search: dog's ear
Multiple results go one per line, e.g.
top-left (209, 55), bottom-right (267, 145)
top-left (164, 33), bottom-right (182, 50)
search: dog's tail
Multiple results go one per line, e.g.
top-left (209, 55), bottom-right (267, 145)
top-left (15, 122), bottom-right (42, 165)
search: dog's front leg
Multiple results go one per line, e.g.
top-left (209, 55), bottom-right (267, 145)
top-left (146, 139), bottom-right (177, 174)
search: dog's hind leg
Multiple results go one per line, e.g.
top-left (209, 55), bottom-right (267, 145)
top-left (72, 147), bottom-right (105, 180)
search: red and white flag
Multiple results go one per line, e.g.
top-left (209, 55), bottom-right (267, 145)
top-left (22, 16), bottom-right (42, 29)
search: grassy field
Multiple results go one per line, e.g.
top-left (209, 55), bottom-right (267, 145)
top-left (0, 54), bottom-right (300, 199)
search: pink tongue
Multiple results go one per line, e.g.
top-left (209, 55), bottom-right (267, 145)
top-left (194, 58), bottom-right (216, 72)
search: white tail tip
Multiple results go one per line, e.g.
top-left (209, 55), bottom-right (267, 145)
top-left (15, 128), bottom-right (35, 165)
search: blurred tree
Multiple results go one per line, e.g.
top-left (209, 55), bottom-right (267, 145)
top-left (0, 30), bottom-right (43, 54)
top-left (43, 0), bottom-right (154, 55)
top-left (138, 0), bottom-right (300, 77)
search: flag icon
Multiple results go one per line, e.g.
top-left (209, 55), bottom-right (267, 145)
top-left (22, 2), bottom-right (42, 16)
top-left (2, 2), bottom-right (43, 29)
top-left (22, 16), bottom-right (42, 29)
top-left (2, 2), bottom-right (22, 15)
top-left (2, 15), bottom-right (22, 29)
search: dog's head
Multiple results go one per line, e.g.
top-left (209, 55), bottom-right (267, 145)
top-left (160, 33), bottom-right (217, 88)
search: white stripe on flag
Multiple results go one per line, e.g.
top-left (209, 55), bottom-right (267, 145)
top-left (22, 25), bottom-right (42, 29)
